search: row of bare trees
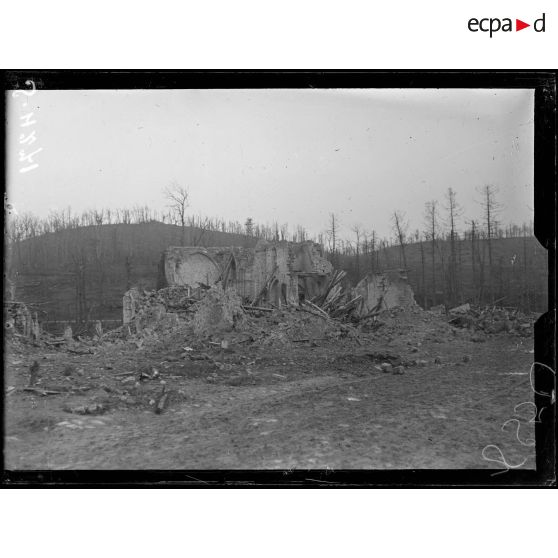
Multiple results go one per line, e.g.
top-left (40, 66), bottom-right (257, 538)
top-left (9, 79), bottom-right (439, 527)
top-left (5, 182), bottom-right (546, 323)
top-left (7, 184), bottom-right (311, 249)
top-left (6, 204), bottom-right (256, 244)
top-left (323, 185), bottom-right (544, 311)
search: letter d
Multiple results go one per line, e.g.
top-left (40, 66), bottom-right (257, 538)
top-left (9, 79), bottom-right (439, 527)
top-left (534, 13), bottom-right (545, 32)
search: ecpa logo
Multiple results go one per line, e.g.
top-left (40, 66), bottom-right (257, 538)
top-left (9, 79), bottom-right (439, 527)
top-left (468, 13), bottom-right (546, 37)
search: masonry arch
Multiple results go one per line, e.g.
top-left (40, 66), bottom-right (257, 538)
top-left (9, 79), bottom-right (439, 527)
top-left (174, 251), bottom-right (221, 287)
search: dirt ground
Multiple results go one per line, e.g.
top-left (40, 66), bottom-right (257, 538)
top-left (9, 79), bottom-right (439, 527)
top-left (4, 312), bottom-right (537, 470)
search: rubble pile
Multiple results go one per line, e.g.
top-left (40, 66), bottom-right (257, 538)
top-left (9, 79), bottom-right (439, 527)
top-left (307, 269), bottom-right (419, 323)
top-left (447, 303), bottom-right (536, 336)
top-left (106, 282), bottom-right (538, 354)
top-left (106, 280), bottom-right (362, 349)
top-left (133, 286), bottom-right (198, 326)
top-left (361, 305), bottom-right (461, 345)
top-left (360, 302), bottom-right (537, 348)
top-left (191, 284), bottom-right (246, 337)
top-left (243, 307), bottom-right (355, 346)
top-left (111, 286), bottom-right (200, 340)
top-left (5, 280), bottom-right (540, 424)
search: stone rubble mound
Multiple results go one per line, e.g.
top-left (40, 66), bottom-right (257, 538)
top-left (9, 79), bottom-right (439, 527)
top-left (447, 303), bottom-right (535, 336)
top-left (105, 283), bottom-right (539, 351)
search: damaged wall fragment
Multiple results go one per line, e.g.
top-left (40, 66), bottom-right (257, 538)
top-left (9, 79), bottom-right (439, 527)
top-left (4, 300), bottom-right (40, 339)
top-left (353, 270), bottom-right (417, 317)
top-left (122, 287), bottom-right (140, 324)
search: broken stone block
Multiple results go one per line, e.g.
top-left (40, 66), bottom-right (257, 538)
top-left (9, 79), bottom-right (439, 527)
top-left (64, 403), bottom-right (105, 415)
top-left (449, 315), bottom-right (476, 329)
top-left (449, 303), bottom-right (471, 314)
top-left (429, 304), bottom-right (446, 315)
top-left (94, 321), bottom-right (103, 338)
top-left (63, 325), bottom-right (73, 345)
top-left (122, 288), bottom-right (140, 324)
top-left (192, 284), bottom-right (245, 337)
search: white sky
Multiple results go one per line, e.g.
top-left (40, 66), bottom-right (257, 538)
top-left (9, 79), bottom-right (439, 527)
top-left (6, 88), bottom-right (534, 240)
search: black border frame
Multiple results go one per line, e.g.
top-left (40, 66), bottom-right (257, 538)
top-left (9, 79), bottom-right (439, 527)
top-left (2, 70), bottom-right (556, 487)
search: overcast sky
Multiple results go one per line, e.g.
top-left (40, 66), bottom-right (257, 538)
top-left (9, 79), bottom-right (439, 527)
top-left (6, 88), bottom-right (534, 240)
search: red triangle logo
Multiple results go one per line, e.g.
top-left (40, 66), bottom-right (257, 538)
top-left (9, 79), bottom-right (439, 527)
top-left (516, 19), bottom-right (530, 31)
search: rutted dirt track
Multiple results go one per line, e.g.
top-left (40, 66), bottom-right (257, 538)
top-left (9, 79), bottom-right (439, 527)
top-left (4, 332), bottom-right (536, 470)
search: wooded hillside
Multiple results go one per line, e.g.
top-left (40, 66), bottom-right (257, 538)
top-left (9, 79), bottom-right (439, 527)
top-left (6, 220), bottom-right (548, 329)
top-left (6, 221), bottom-right (258, 326)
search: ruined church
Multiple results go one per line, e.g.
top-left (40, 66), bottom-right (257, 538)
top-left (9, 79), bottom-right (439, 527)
top-left (159, 239), bottom-right (333, 306)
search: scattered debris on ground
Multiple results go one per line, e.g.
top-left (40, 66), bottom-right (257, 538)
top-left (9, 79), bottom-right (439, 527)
top-left (4, 270), bottom-right (540, 469)
top-left (447, 304), bottom-right (535, 336)
top-left (5, 278), bottom-right (539, 370)
top-left (4, 279), bottom-right (539, 419)
top-left (63, 403), bottom-right (106, 415)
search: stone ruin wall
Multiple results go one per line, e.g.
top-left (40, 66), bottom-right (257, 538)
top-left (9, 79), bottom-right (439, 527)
top-left (124, 241), bottom-right (337, 322)
top-left (159, 241), bottom-right (332, 308)
top-left (354, 271), bottom-right (416, 316)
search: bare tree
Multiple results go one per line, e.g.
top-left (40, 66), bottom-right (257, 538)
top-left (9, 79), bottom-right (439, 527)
top-left (352, 224), bottom-right (363, 278)
top-left (380, 238), bottom-right (390, 271)
top-left (416, 229), bottom-right (427, 308)
top-left (444, 187), bottom-right (462, 306)
top-left (120, 208), bottom-right (131, 225)
top-left (189, 214), bottom-right (211, 246)
top-left (424, 200), bottom-right (440, 307)
top-left (478, 184), bottom-right (502, 303)
top-left (163, 182), bottom-right (190, 245)
top-left (326, 213), bottom-right (338, 265)
top-left (296, 225), bottom-right (307, 243)
top-left (391, 211), bottom-right (408, 271)
top-left (521, 222), bottom-right (530, 310)
top-left (469, 220), bottom-right (480, 303)
top-left (68, 231), bottom-right (89, 324)
top-left (370, 230), bottom-right (377, 271)
top-left (91, 222), bottom-right (108, 306)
